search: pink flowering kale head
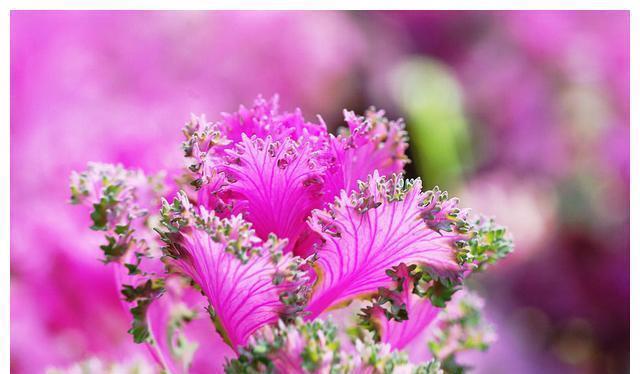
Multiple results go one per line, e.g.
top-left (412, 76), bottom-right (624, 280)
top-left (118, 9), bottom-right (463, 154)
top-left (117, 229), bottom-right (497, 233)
top-left (70, 95), bottom-right (513, 372)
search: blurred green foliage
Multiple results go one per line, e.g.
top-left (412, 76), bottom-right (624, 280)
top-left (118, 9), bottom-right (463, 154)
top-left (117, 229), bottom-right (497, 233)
top-left (390, 57), bottom-right (472, 191)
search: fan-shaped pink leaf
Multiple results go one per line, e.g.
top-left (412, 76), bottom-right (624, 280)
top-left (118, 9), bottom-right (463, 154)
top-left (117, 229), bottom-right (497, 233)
top-left (220, 135), bottom-right (326, 256)
top-left (306, 172), bottom-right (467, 318)
top-left (160, 194), bottom-right (309, 350)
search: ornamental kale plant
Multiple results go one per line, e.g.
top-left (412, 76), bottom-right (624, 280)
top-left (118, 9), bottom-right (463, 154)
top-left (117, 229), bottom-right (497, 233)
top-left (68, 96), bottom-right (513, 373)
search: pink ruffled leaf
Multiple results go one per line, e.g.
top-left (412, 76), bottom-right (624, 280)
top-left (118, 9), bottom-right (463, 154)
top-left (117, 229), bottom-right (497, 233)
top-left (219, 95), bottom-right (327, 145)
top-left (158, 192), bottom-right (310, 350)
top-left (426, 292), bottom-right (496, 371)
top-left (323, 109), bottom-right (409, 202)
top-left (306, 172), bottom-right (469, 319)
top-left (219, 135), bottom-right (326, 256)
top-left (70, 162), bottom-right (165, 263)
top-left (182, 96), bottom-right (328, 193)
top-left (360, 264), bottom-right (441, 351)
